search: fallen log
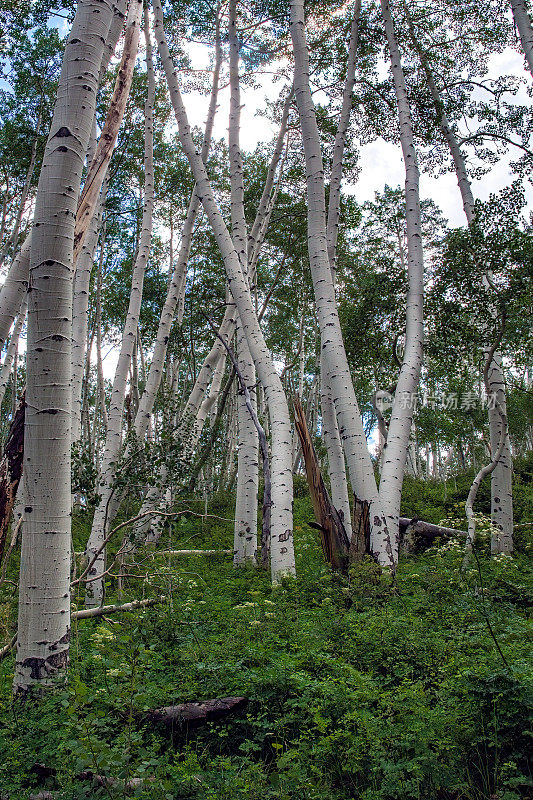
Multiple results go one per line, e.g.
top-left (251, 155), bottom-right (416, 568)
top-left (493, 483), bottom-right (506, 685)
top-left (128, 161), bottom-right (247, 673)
top-left (0, 596), bottom-right (166, 661)
top-left (399, 518), bottom-right (466, 540)
top-left (27, 772), bottom-right (154, 800)
top-left (143, 696), bottom-right (248, 729)
top-left (156, 549), bottom-right (233, 556)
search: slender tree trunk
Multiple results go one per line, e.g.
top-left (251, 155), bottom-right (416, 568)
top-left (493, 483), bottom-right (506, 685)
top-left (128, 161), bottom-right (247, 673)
top-left (378, 0), bottom-right (424, 561)
top-left (85, 11), bottom-right (154, 607)
top-left (409, 17), bottom-right (513, 552)
top-left (95, 234), bottom-right (108, 432)
top-left (132, 10), bottom-right (222, 443)
top-left (154, 0), bottom-right (295, 579)
top-left (0, 242), bottom-right (30, 351)
top-left (320, 358), bottom-right (352, 535)
top-left (0, 103), bottom-right (42, 271)
top-left (0, 299), bottom-right (26, 408)
top-left (290, 0), bottom-right (393, 566)
top-left (74, 0), bottom-right (143, 259)
top-left (317, 3), bottom-right (361, 543)
top-left (14, 0), bottom-right (116, 695)
top-left (228, 0), bottom-right (260, 566)
top-left (326, 0), bottom-right (361, 278)
top-left (71, 179), bottom-right (108, 443)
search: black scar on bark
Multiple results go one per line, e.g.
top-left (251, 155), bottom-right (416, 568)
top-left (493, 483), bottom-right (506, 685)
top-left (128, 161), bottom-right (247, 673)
top-left (373, 516), bottom-right (382, 527)
top-left (53, 127), bottom-right (72, 138)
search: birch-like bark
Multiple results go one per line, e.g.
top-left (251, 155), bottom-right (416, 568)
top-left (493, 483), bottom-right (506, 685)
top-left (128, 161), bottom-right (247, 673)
top-left (320, 356), bottom-right (352, 535)
top-left (85, 11), bottom-right (154, 607)
top-left (0, 242), bottom-right (30, 350)
top-left (71, 180), bottom-right (108, 443)
top-left (0, 103), bottom-right (42, 271)
top-left (133, 13), bottom-right (222, 441)
top-left (228, 0), bottom-right (260, 566)
top-left (0, 300), bottom-right (26, 408)
top-left (326, 0), bottom-right (361, 278)
top-left (0, 0), bottom-right (126, 352)
top-left (74, 0), bottom-right (143, 259)
top-left (487, 353), bottom-right (513, 553)
top-left (378, 0), bottom-right (424, 561)
top-left (290, 0), bottom-right (393, 566)
top-left (409, 20), bottom-right (514, 552)
top-left (14, 0), bottom-right (115, 695)
top-left (154, 0), bottom-right (295, 579)
top-left (511, 0), bottom-right (533, 76)
top-left (95, 230), bottom-right (108, 432)
top-left (317, 3), bottom-right (360, 543)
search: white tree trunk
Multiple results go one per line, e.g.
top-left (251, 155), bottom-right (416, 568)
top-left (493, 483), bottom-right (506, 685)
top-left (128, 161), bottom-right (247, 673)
top-left (0, 241), bottom-right (30, 350)
top-left (228, 0), bottom-right (260, 567)
top-left (85, 10), bottom-right (154, 606)
top-left (133, 9), bottom-right (222, 443)
top-left (290, 0), bottom-right (393, 566)
top-left (0, 0), bottom-right (126, 352)
top-left (234, 322), bottom-right (259, 564)
top-left (318, 1), bottom-right (361, 541)
top-left (411, 22), bottom-right (514, 552)
top-left (14, 0), bottom-right (116, 695)
top-left (511, 0), bottom-right (533, 76)
top-left (487, 353), bottom-right (514, 552)
top-left (0, 299), bottom-right (26, 408)
top-left (378, 0), bottom-right (425, 562)
top-left (326, 0), bottom-right (361, 278)
top-left (71, 181), bottom-right (108, 443)
top-left (154, 0), bottom-right (295, 580)
top-left (320, 355), bottom-right (352, 537)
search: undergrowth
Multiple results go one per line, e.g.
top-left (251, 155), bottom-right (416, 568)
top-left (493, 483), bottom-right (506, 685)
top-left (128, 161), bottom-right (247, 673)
top-left (0, 473), bottom-right (531, 800)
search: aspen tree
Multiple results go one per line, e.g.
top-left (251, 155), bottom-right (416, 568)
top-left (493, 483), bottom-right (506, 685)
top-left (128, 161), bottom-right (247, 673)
top-left (378, 0), bottom-right (424, 558)
top-left (14, 0), bottom-right (116, 694)
top-left (154, 0), bottom-right (295, 579)
top-left (229, 0), bottom-right (260, 565)
top-left (290, 0), bottom-right (394, 567)
top-left (407, 11), bottom-right (513, 553)
top-left (511, 0), bottom-right (533, 76)
top-left (85, 7), bottom-right (154, 606)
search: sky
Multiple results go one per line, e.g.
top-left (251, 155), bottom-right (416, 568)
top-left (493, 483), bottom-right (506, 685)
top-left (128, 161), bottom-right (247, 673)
top-left (3, 19), bottom-right (532, 405)
top-left (180, 42), bottom-right (533, 229)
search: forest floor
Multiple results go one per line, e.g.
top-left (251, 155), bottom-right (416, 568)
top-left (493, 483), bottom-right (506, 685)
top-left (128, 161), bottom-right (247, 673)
top-left (0, 462), bottom-right (531, 800)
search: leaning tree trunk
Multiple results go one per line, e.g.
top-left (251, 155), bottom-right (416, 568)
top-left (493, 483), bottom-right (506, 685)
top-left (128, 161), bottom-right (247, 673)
top-left (14, 0), bottom-right (116, 696)
top-left (409, 16), bottom-right (514, 552)
top-left (74, 0), bottom-right (143, 259)
top-left (289, 0), bottom-right (393, 567)
top-left (132, 7), bottom-right (222, 443)
top-left (511, 0), bottom-right (533, 76)
top-left (319, 0), bottom-right (361, 541)
top-left (0, 242), bottom-right (30, 351)
top-left (154, 0), bottom-right (295, 580)
top-left (378, 0), bottom-right (424, 563)
top-left (85, 10), bottom-right (154, 607)
top-left (229, 0), bottom-right (260, 566)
